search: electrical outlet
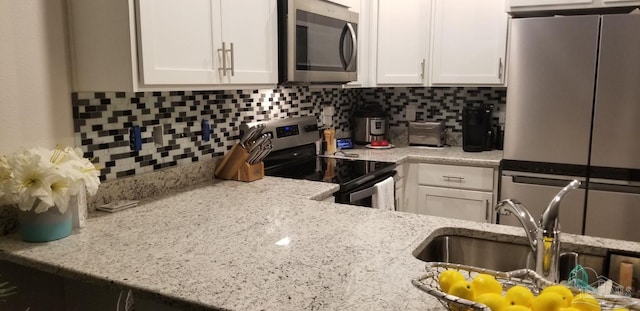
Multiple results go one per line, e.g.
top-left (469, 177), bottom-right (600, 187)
top-left (152, 126), bottom-right (163, 147)
top-left (406, 103), bottom-right (417, 121)
top-left (202, 120), bottom-right (211, 142)
top-left (321, 105), bottom-right (335, 126)
top-left (498, 111), bottom-right (506, 124)
top-left (129, 125), bottom-right (142, 151)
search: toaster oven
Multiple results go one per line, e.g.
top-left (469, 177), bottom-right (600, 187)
top-left (409, 121), bottom-right (446, 147)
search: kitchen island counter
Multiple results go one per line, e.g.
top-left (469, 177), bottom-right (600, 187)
top-left (328, 145), bottom-right (503, 168)
top-left (0, 176), bottom-right (638, 310)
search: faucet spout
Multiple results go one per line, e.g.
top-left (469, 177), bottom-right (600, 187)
top-left (537, 179), bottom-right (581, 282)
top-left (495, 199), bottom-right (538, 252)
top-left (540, 180), bottom-right (581, 233)
top-left (496, 180), bottom-right (581, 282)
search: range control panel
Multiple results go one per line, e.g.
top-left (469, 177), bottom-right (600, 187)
top-left (239, 116), bottom-right (320, 152)
top-left (276, 125), bottom-right (300, 138)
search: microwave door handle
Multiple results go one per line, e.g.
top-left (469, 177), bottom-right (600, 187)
top-left (339, 24), bottom-right (349, 70)
top-left (345, 22), bottom-right (357, 71)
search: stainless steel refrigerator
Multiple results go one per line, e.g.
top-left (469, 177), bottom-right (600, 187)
top-left (500, 14), bottom-right (640, 242)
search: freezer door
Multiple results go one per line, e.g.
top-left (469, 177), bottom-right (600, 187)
top-left (591, 15), bottom-right (640, 170)
top-left (585, 186), bottom-right (640, 242)
top-left (504, 16), bottom-right (599, 165)
top-left (499, 175), bottom-right (586, 235)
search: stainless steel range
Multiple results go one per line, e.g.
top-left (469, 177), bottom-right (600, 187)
top-left (240, 116), bottom-right (396, 207)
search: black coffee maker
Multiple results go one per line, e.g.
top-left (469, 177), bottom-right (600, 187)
top-left (462, 104), bottom-right (494, 152)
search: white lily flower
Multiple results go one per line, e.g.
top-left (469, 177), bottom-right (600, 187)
top-left (0, 145), bottom-right (102, 213)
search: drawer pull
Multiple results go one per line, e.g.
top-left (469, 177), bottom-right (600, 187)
top-left (442, 176), bottom-right (465, 182)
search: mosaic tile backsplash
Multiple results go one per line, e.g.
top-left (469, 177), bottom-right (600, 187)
top-left (356, 87), bottom-right (507, 130)
top-left (73, 86), bottom-right (506, 182)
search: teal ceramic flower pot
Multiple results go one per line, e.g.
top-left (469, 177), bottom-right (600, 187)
top-left (18, 208), bottom-right (72, 242)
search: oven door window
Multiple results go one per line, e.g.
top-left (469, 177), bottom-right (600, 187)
top-left (296, 10), bottom-right (356, 72)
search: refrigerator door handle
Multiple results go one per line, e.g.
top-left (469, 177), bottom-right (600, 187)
top-left (588, 182), bottom-right (640, 194)
top-left (511, 175), bottom-right (586, 188)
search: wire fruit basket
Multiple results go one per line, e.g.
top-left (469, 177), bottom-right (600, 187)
top-left (411, 262), bottom-right (640, 311)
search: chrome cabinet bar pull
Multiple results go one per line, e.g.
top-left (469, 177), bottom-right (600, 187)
top-left (218, 42), bottom-right (227, 76)
top-left (485, 199), bottom-right (490, 222)
top-left (228, 42), bottom-right (235, 76)
top-left (442, 175), bottom-right (464, 182)
top-left (498, 57), bottom-right (503, 80)
top-left (420, 59), bottom-right (425, 79)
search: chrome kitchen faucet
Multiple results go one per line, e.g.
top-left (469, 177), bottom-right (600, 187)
top-left (495, 180), bottom-right (581, 282)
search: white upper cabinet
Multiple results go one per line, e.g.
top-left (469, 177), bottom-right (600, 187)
top-left (68, 0), bottom-right (277, 92)
top-left (430, 0), bottom-right (508, 85)
top-left (218, 0), bottom-right (277, 84)
top-left (369, 0), bottom-right (508, 87)
top-left (325, 0), bottom-right (360, 12)
top-left (138, 0), bottom-right (277, 86)
top-left (373, 0), bottom-right (431, 85)
top-left (137, 0), bottom-right (222, 85)
top-left (507, 0), bottom-right (640, 13)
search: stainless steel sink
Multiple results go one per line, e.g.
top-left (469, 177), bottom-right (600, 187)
top-left (413, 234), bottom-right (606, 282)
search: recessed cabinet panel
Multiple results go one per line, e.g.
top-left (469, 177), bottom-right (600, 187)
top-left (219, 0), bottom-right (277, 84)
top-left (137, 0), bottom-right (221, 85)
top-left (416, 186), bottom-right (492, 223)
top-left (430, 0), bottom-right (508, 85)
top-left (375, 0), bottom-right (430, 84)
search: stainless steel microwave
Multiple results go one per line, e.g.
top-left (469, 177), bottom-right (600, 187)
top-left (278, 0), bottom-right (358, 84)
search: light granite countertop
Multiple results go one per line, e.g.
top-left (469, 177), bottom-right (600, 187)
top-left (1, 176), bottom-right (639, 310)
top-left (327, 145), bottom-right (503, 168)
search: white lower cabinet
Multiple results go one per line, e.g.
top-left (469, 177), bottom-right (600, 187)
top-left (415, 185), bottom-right (493, 222)
top-left (402, 162), bottom-right (497, 223)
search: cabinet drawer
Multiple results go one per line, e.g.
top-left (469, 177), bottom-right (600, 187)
top-left (418, 163), bottom-right (493, 191)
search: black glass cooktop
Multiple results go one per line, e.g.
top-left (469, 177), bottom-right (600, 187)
top-left (263, 144), bottom-right (395, 191)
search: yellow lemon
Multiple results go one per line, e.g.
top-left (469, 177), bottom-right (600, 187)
top-left (475, 293), bottom-right (509, 311)
top-left (542, 285), bottom-right (574, 306)
top-left (559, 308), bottom-right (583, 311)
top-left (571, 293), bottom-right (601, 311)
top-left (542, 285), bottom-right (575, 307)
top-left (612, 308), bottom-right (629, 311)
top-left (439, 269), bottom-right (466, 293)
top-left (448, 280), bottom-right (476, 301)
top-left (506, 285), bottom-right (534, 307)
top-left (531, 292), bottom-right (565, 311)
top-left (504, 306), bottom-right (533, 311)
top-left (473, 273), bottom-right (503, 296)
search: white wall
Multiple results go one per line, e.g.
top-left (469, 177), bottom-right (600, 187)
top-left (0, 0), bottom-right (75, 154)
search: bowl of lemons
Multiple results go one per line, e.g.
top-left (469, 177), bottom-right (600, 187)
top-left (412, 262), bottom-right (638, 311)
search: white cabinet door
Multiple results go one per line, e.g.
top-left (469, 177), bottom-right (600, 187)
top-left (509, 0), bottom-right (593, 6)
top-left (326, 0), bottom-right (360, 12)
top-left (430, 0), bottom-right (507, 85)
top-left (415, 185), bottom-right (493, 223)
top-left (136, 0), bottom-right (276, 86)
top-left (137, 0), bottom-right (222, 85)
top-left (374, 0), bottom-right (430, 85)
top-left (219, 0), bottom-right (277, 84)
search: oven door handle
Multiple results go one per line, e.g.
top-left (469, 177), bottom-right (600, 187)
top-left (349, 185), bottom-right (377, 203)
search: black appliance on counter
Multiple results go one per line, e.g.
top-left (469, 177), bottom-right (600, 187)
top-left (351, 104), bottom-right (389, 145)
top-left (240, 116), bottom-right (396, 207)
top-left (462, 105), bottom-right (494, 152)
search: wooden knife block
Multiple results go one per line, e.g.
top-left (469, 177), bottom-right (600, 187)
top-left (233, 162), bottom-right (264, 182)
